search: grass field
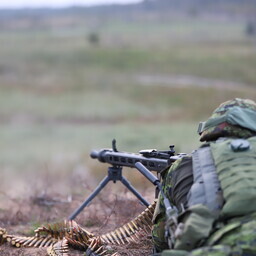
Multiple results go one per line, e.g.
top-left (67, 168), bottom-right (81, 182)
top-left (0, 9), bottom-right (256, 255)
top-left (0, 17), bottom-right (255, 171)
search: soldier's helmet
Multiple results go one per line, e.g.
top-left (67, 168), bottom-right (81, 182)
top-left (198, 98), bottom-right (256, 142)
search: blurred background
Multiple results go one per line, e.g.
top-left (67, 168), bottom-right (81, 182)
top-left (0, 0), bottom-right (256, 224)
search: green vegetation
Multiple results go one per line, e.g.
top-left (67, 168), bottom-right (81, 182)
top-left (0, 12), bottom-right (256, 180)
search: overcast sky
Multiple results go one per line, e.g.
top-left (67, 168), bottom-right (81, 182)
top-left (0, 0), bottom-right (143, 9)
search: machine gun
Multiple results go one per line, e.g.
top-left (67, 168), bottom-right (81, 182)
top-left (90, 139), bottom-right (177, 172)
top-left (68, 139), bottom-right (185, 220)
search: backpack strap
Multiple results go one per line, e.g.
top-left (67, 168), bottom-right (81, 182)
top-left (187, 146), bottom-right (224, 216)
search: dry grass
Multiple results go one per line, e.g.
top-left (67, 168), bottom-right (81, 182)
top-left (0, 171), bottom-right (155, 255)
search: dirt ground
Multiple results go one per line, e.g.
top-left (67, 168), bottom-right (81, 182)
top-left (0, 178), bottom-right (155, 256)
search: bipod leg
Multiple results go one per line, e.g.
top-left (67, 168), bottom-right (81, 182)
top-left (120, 176), bottom-right (150, 207)
top-left (68, 175), bottom-right (110, 220)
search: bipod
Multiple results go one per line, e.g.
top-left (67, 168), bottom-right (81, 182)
top-left (68, 165), bottom-right (150, 220)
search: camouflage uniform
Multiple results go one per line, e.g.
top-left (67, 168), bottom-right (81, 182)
top-left (152, 98), bottom-right (256, 256)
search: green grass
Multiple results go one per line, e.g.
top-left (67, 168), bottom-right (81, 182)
top-left (1, 19), bottom-right (256, 85)
top-left (0, 16), bottom-right (256, 176)
top-left (0, 122), bottom-right (200, 168)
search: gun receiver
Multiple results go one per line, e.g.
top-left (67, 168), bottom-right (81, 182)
top-left (90, 139), bottom-right (178, 173)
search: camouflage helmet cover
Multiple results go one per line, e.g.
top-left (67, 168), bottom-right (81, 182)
top-left (199, 98), bottom-right (256, 142)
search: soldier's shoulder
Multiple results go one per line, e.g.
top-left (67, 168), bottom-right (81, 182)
top-left (170, 155), bottom-right (192, 172)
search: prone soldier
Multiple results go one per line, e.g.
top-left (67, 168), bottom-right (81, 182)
top-left (152, 98), bottom-right (256, 256)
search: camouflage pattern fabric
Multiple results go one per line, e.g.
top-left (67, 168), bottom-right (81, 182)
top-left (152, 157), bottom-right (193, 252)
top-left (153, 156), bottom-right (256, 255)
top-left (152, 212), bottom-right (169, 253)
top-left (161, 245), bottom-right (240, 256)
top-left (161, 213), bottom-right (256, 256)
top-left (152, 158), bottom-right (182, 252)
top-left (152, 98), bottom-right (256, 255)
top-left (200, 98), bottom-right (256, 142)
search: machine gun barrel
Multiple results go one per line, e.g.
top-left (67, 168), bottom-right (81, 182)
top-left (90, 149), bottom-right (171, 172)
